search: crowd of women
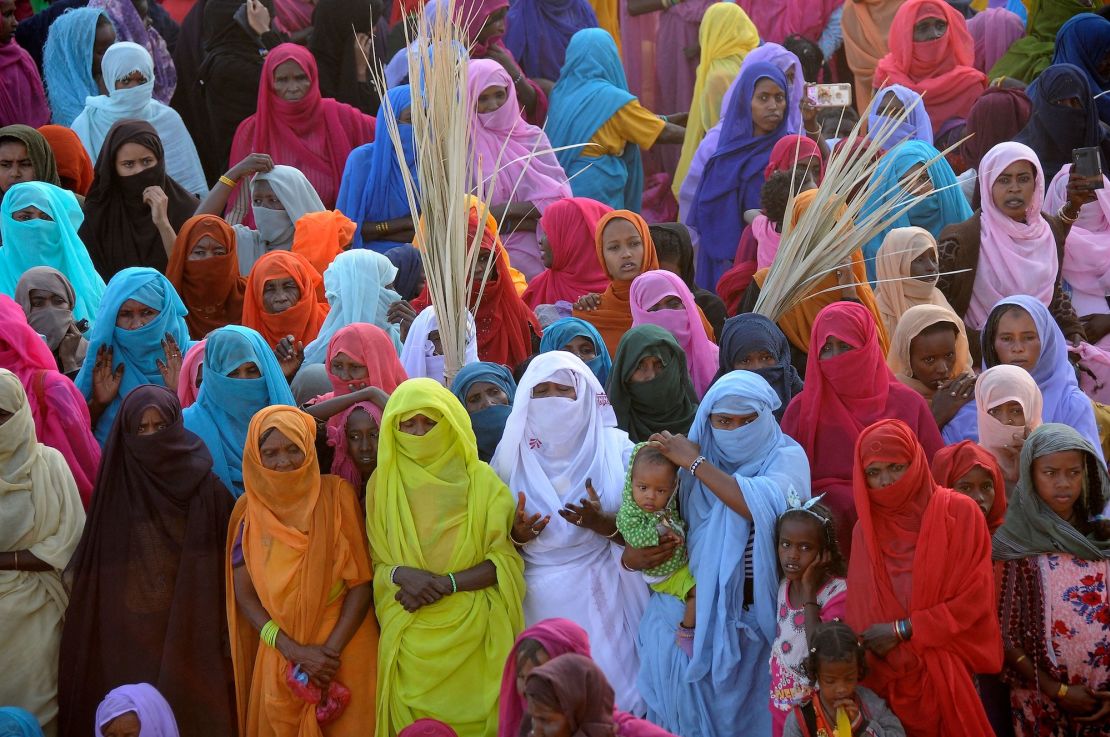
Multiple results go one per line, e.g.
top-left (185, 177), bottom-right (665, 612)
top-left (2, 0), bottom-right (1110, 735)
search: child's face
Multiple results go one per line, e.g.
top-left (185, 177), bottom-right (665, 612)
top-left (777, 516), bottom-right (822, 582)
top-left (1032, 450), bottom-right (1085, 521)
top-left (817, 658), bottom-right (859, 714)
top-left (952, 465), bottom-right (996, 518)
top-left (631, 461), bottom-right (677, 513)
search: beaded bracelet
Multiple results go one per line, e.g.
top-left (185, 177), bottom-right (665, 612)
top-left (260, 619), bottom-right (281, 648)
top-left (689, 456), bottom-right (707, 475)
top-left (448, 572), bottom-right (458, 594)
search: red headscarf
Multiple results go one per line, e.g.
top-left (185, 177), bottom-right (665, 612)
top-left (469, 207), bottom-right (541, 367)
top-left (241, 250), bottom-right (329, 348)
top-left (227, 44), bottom-right (376, 209)
top-left (780, 302), bottom-right (942, 554)
top-left (846, 419), bottom-right (1002, 737)
top-left (498, 619), bottom-right (592, 737)
top-left (873, 0), bottom-right (987, 135)
top-left (455, 0), bottom-right (509, 55)
top-left (0, 295), bottom-right (100, 506)
top-left (523, 197), bottom-right (613, 309)
top-left (930, 440), bottom-right (1007, 532)
top-left (573, 210), bottom-right (661, 357)
top-left (763, 134), bottom-right (825, 181)
top-left (38, 124), bottom-right (94, 195)
top-left (166, 215), bottom-right (247, 339)
top-left (324, 323), bottom-right (409, 398)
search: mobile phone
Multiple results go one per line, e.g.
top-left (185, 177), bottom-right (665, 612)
top-left (804, 83), bottom-right (853, 109)
top-left (1073, 147), bottom-right (1105, 190)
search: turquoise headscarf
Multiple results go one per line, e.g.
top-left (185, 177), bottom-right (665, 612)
top-left (183, 325), bottom-right (295, 497)
top-left (546, 29), bottom-right (643, 210)
top-left (538, 316), bottom-right (612, 385)
top-left (860, 140), bottom-right (973, 283)
top-left (0, 707), bottom-right (44, 737)
top-left (0, 182), bottom-right (106, 326)
top-left (43, 8), bottom-right (113, 126)
top-left (74, 267), bottom-right (194, 443)
top-left (450, 361), bottom-right (518, 462)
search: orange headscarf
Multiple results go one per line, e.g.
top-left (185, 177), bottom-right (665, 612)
top-left (842, 0), bottom-right (905, 113)
top-left (38, 124), bottom-right (94, 195)
top-left (573, 210), bottom-right (660, 357)
top-left (166, 215), bottom-right (247, 339)
top-left (753, 189), bottom-right (890, 355)
top-left (225, 405), bottom-right (377, 737)
top-left (242, 251), bottom-right (330, 348)
top-left (291, 210), bottom-right (356, 282)
top-left (846, 419), bottom-right (1001, 737)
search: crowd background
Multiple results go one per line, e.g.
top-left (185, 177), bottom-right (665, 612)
top-left (2, 0), bottom-right (1110, 735)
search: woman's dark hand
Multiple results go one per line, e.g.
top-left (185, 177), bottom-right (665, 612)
top-left (57, 326), bottom-right (85, 374)
top-left (648, 431), bottom-right (701, 469)
top-left (801, 97), bottom-right (819, 132)
top-left (228, 153), bottom-right (275, 182)
top-left (1064, 168), bottom-right (1099, 216)
top-left (287, 642), bottom-right (341, 688)
top-left (91, 345), bottom-right (124, 408)
top-left (621, 533), bottom-right (680, 571)
top-left (930, 373), bottom-right (975, 427)
top-left (559, 479), bottom-right (608, 534)
top-left (666, 112), bottom-right (690, 127)
top-left (393, 567), bottom-right (452, 612)
top-left (512, 492), bottom-right (549, 545)
top-left (275, 335), bottom-right (304, 380)
top-left (156, 333), bottom-right (183, 391)
top-left (1081, 315), bottom-right (1110, 345)
top-left (573, 293), bottom-right (602, 311)
top-left (387, 300), bottom-right (418, 341)
top-left (1074, 689), bottom-right (1110, 723)
top-left (861, 623), bottom-right (900, 657)
top-left (797, 549), bottom-right (831, 603)
top-left (245, 0), bottom-right (272, 36)
top-left (142, 186), bottom-right (170, 227)
top-left (1053, 682), bottom-right (1101, 716)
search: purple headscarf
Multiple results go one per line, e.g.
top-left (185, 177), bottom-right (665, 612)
top-left (504, 0), bottom-right (599, 82)
top-left (967, 8), bottom-right (1026, 74)
top-left (95, 683), bottom-right (180, 737)
top-left (88, 0), bottom-right (177, 104)
top-left (737, 43), bottom-right (804, 133)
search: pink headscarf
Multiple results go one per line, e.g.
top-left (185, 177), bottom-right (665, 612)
top-left (975, 364), bottom-right (1043, 482)
top-left (0, 295), bottom-right (100, 507)
top-left (523, 197), bottom-right (613, 308)
top-left (629, 269), bottom-right (719, 397)
top-left (736, 0), bottom-right (843, 45)
top-left (966, 8), bottom-right (1025, 74)
top-left (228, 44), bottom-right (376, 209)
top-left (0, 39), bottom-right (51, 127)
top-left (327, 400), bottom-right (383, 487)
top-left (95, 683), bottom-right (179, 737)
top-left (399, 721), bottom-right (459, 737)
top-left (965, 142), bottom-right (1057, 331)
top-left (271, 0), bottom-right (316, 33)
top-left (467, 60), bottom-right (570, 209)
top-left (498, 618), bottom-right (592, 737)
top-left (177, 340), bottom-right (206, 408)
top-left (1046, 165), bottom-right (1110, 319)
top-left (456, 0), bottom-right (510, 55)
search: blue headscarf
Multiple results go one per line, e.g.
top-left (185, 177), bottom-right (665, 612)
top-left (503, 0), bottom-right (599, 82)
top-left (384, 244), bottom-right (425, 301)
top-left (1016, 63), bottom-right (1110, 180)
top-left (450, 361), bottom-right (518, 462)
top-left (714, 314), bottom-right (802, 421)
top-left (868, 85), bottom-right (934, 149)
top-left (538, 316), bottom-right (612, 385)
top-left (0, 182), bottom-right (106, 326)
top-left (0, 707), bottom-right (43, 737)
top-left (860, 140), bottom-right (973, 282)
top-left (182, 325), bottom-right (295, 497)
top-left (335, 85), bottom-right (417, 252)
top-left (75, 267), bottom-right (194, 443)
top-left (1052, 13), bottom-right (1110, 125)
top-left (636, 370), bottom-right (810, 735)
top-left (546, 29), bottom-right (643, 211)
top-left (688, 62), bottom-right (790, 290)
top-left (43, 8), bottom-right (113, 126)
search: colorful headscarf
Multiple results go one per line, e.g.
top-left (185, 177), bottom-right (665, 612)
top-left (94, 683), bottom-right (179, 737)
top-left (42, 8), bottom-right (113, 126)
top-left (1052, 13), bottom-right (1110, 124)
top-left (873, 226), bottom-right (954, 335)
top-left (0, 125), bottom-right (59, 190)
top-left (38, 124), bottom-right (94, 195)
top-left (241, 250), bottom-right (330, 348)
top-left (714, 313), bottom-right (802, 421)
top-left (931, 439), bottom-right (1007, 532)
top-left (13, 266), bottom-right (89, 368)
top-left (959, 87), bottom-right (1032, 170)
top-left (303, 250), bottom-right (402, 363)
top-left (524, 197), bottom-right (613, 309)
top-left (538, 316), bottom-right (612, 385)
top-left (867, 85), bottom-right (934, 148)
top-left (450, 361), bottom-right (517, 462)
top-left (887, 303), bottom-right (972, 398)
top-left (1015, 63), bottom-right (1110, 180)
top-left (166, 214), bottom-right (246, 339)
top-left (503, 0), bottom-right (598, 81)
top-left (399, 306), bottom-right (479, 385)
top-left (989, 0), bottom-right (1093, 81)
top-left (967, 8), bottom-right (1026, 74)
top-left (497, 619), bottom-right (592, 737)
top-left (290, 210), bottom-right (355, 279)
top-left (523, 655), bottom-right (615, 737)
top-left (89, 0), bottom-right (176, 102)
top-left (607, 325), bottom-right (698, 442)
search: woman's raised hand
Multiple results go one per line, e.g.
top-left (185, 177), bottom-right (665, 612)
top-left (559, 479), bottom-right (607, 533)
top-left (91, 345), bottom-right (124, 408)
top-left (512, 492), bottom-right (549, 545)
top-left (245, 0), bottom-right (272, 36)
top-left (573, 293), bottom-right (602, 312)
top-left (142, 186), bottom-right (169, 227)
top-left (275, 335), bottom-right (304, 380)
top-left (649, 431), bottom-right (701, 469)
top-left (229, 153), bottom-right (275, 182)
top-left (156, 333), bottom-right (183, 391)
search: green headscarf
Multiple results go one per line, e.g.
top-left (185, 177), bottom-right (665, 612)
top-left (992, 423), bottom-right (1110, 561)
top-left (988, 0), bottom-right (1092, 82)
top-left (615, 442), bottom-right (687, 578)
top-left (606, 324), bottom-right (699, 442)
top-left (0, 125), bottom-right (60, 196)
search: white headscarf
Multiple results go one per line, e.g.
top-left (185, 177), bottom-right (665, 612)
top-left (399, 305), bottom-right (478, 385)
top-left (233, 166), bottom-right (326, 275)
top-left (70, 42), bottom-right (208, 197)
top-left (302, 250), bottom-right (403, 363)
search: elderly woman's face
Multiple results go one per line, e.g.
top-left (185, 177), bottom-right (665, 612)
top-left (272, 59), bottom-right (311, 102)
top-left (101, 711), bottom-right (140, 737)
top-left (262, 276), bottom-right (300, 314)
top-left (259, 428), bottom-right (306, 471)
top-left (115, 299), bottom-right (160, 330)
top-left (526, 696), bottom-right (572, 737)
top-left (26, 289), bottom-right (70, 313)
top-left (464, 381), bottom-right (509, 413)
top-left (135, 406), bottom-right (169, 435)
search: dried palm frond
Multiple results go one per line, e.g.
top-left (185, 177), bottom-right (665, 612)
top-left (754, 97), bottom-right (970, 321)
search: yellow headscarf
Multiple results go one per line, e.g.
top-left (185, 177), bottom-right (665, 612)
top-left (672, 2), bottom-right (759, 195)
top-left (366, 378), bottom-right (524, 736)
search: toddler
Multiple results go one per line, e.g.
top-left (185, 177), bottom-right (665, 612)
top-left (616, 443), bottom-right (696, 655)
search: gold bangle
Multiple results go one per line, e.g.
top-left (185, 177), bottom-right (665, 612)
top-left (219, 175), bottom-right (238, 189)
top-left (1014, 654), bottom-right (1027, 665)
top-left (1058, 205), bottom-right (1078, 224)
top-left (1057, 682), bottom-right (1069, 699)
top-left (375, 221), bottom-right (389, 235)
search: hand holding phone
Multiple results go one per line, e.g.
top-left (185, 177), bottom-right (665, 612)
top-left (1073, 147), bottom-right (1105, 191)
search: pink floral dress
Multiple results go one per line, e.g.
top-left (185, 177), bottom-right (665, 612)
top-left (1000, 554), bottom-right (1110, 737)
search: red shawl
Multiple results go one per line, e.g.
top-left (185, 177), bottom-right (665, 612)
top-left (846, 419), bottom-right (1001, 737)
top-left (228, 44), bottom-right (376, 209)
top-left (0, 38), bottom-right (50, 128)
top-left (930, 440), bottom-right (1007, 533)
top-left (523, 197), bottom-right (613, 309)
top-left (873, 0), bottom-right (986, 135)
top-left (780, 302), bottom-right (941, 556)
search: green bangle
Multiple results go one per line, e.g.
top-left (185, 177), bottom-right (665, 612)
top-left (448, 572), bottom-right (458, 594)
top-left (260, 619), bottom-right (280, 648)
